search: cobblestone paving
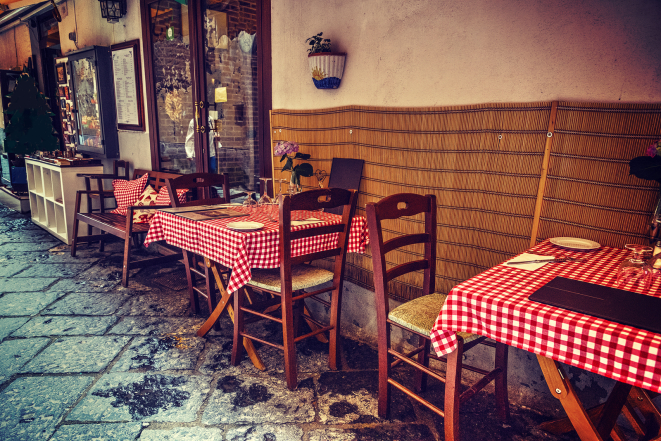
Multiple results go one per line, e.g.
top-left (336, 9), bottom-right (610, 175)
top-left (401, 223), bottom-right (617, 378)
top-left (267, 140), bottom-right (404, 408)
top-left (0, 203), bottom-right (585, 441)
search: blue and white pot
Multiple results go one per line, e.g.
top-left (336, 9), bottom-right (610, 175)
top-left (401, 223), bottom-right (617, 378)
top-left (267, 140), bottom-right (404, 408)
top-left (308, 52), bottom-right (346, 89)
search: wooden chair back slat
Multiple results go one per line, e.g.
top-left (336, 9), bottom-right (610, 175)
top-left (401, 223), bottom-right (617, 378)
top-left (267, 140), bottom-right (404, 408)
top-left (290, 248), bottom-right (342, 266)
top-left (386, 260), bottom-right (429, 283)
top-left (165, 172), bottom-right (231, 207)
top-left (382, 233), bottom-right (430, 255)
top-left (290, 223), bottom-right (345, 241)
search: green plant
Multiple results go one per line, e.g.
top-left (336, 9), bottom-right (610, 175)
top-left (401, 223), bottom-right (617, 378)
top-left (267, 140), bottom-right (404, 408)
top-left (275, 141), bottom-right (313, 189)
top-left (305, 32), bottom-right (332, 55)
top-left (4, 73), bottom-right (58, 156)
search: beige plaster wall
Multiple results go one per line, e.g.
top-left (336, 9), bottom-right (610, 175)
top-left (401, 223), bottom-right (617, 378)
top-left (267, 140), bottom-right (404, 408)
top-left (272, 0), bottom-right (661, 109)
top-left (58, 0), bottom-right (152, 171)
top-left (0, 25), bottom-right (32, 71)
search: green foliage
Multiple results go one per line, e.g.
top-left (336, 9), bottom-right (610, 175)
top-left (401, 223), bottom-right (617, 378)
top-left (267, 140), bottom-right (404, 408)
top-left (306, 32), bottom-right (332, 54)
top-left (281, 152), bottom-right (314, 188)
top-left (4, 74), bottom-right (58, 155)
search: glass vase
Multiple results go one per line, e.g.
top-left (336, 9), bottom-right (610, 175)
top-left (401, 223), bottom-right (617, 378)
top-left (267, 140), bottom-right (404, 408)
top-left (649, 189), bottom-right (661, 244)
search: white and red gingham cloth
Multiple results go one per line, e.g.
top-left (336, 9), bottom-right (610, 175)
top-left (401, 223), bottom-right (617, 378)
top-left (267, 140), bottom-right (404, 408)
top-left (430, 240), bottom-right (661, 393)
top-left (144, 207), bottom-right (369, 295)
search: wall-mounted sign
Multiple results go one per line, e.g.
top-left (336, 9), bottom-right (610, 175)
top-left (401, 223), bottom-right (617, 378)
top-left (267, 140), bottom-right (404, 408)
top-left (110, 40), bottom-right (145, 131)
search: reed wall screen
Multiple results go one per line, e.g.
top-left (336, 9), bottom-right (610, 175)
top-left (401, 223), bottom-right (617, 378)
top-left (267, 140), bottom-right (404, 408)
top-left (270, 102), bottom-right (661, 301)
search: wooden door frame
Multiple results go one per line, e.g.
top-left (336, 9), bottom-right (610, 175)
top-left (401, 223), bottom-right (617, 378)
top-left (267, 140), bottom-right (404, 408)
top-left (139, 0), bottom-right (272, 175)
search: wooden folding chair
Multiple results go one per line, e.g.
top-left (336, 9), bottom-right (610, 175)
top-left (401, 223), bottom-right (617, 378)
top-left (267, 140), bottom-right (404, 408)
top-left (166, 172), bottom-right (230, 329)
top-left (366, 192), bottom-right (509, 441)
top-left (231, 188), bottom-right (358, 390)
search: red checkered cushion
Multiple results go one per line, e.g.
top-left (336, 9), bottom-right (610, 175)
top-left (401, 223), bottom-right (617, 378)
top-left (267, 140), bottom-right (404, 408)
top-left (155, 186), bottom-right (188, 206)
top-left (132, 185), bottom-right (159, 224)
top-left (110, 173), bottom-right (149, 216)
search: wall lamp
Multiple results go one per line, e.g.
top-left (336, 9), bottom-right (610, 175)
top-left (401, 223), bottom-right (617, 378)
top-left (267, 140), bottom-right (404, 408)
top-left (98, 0), bottom-right (127, 23)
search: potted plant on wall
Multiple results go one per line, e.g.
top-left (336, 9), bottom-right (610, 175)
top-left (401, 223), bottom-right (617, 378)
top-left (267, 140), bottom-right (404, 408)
top-left (1, 71), bottom-right (59, 192)
top-left (306, 32), bottom-right (346, 89)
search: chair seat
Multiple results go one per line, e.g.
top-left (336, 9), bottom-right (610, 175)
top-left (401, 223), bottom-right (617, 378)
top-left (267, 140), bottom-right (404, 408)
top-left (388, 292), bottom-right (479, 343)
top-left (248, 265), bottom-right (334, 292)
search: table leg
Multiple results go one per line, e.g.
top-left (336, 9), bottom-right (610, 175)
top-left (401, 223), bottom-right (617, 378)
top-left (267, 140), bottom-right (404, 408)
top-left (537, 355), bottom-right (632, 441)
top-left (196, 259), bottom-right (265, 371)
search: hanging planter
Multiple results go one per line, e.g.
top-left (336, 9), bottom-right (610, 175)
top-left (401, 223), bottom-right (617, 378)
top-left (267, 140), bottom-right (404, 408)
top-left (305, 32), bottom-right (346, 90)
top-left (308, 52), bottom-right (346, 89)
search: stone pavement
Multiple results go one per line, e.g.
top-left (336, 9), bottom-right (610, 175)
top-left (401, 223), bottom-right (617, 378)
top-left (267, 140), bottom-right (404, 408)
top-left (0, 203), bottom-right (587, 441)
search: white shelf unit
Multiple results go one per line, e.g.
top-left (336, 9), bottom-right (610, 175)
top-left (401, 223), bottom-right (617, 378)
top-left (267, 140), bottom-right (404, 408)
top-left (26, 159), bottom-right (104, 244)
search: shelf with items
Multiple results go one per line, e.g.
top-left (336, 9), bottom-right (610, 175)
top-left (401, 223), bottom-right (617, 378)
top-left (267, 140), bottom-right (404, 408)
top-left (55, 46), bottom-right (119, 159)
top-left (25, 158), bottom-right (103, 244)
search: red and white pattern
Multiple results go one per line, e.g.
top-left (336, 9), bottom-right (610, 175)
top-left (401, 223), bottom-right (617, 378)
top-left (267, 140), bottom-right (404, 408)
top-left (155, 186), bottom-right (188, 206)
top-left (132, 185), bottom-right (159, 224)
top-left (430, 240), bottom-right (661, 393)
top-left (111, 173), bottom-right (149, 216)
top-left (144, 207), bottom-right (369, 295)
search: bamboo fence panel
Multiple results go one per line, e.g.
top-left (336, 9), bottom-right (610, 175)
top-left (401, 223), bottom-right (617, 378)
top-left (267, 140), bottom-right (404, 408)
top-left (535, 102), bottom-right (661, 248)
top-left (272, 103), bottom-right (551, 301)
top-left (271, 102), bottom-right (661, 301)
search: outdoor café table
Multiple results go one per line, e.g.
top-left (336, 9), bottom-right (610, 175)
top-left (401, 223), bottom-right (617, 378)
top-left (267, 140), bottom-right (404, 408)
top-left (430, 239), bottom-right (661, 441)
top-left (143, 205), bottom-right (369, 351)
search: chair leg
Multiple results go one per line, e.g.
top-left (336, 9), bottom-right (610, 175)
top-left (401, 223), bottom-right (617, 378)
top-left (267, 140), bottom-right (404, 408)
top-left (328, 286), bottom-right (343, 371)
top-left (495, 342), bottom-right (510, 423)
top-left (282, 293), bottom-right (298, 390)
top-left (444, 338), bottom-right (464, 441)
top-left (204, 263), bottom-right (220, 332)
top-left (231, 283), bottom-right (245, 366)
top-left (415, 336), bottom-right (431, 393)
top-left (99, 233), bottom-right (105, 252)
top-left (377, 321), bottom-right (391, 419)
top-left (121, 232), bottom-right (132, 288)
top-left (182, 250), bottom-right (199, 315)
top-left (71, 217), bottom-right (80, 257)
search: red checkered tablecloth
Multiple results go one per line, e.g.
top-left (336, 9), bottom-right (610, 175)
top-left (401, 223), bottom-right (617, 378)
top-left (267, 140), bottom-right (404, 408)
top-left (430, 240), bottom-right (661, 393)
top-left (144, 207), bottom-right (369, 295)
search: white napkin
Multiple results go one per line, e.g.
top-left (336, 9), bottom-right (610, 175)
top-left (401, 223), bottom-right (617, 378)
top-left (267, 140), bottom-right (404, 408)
top-left (503, 253), bottom-right (555, 271)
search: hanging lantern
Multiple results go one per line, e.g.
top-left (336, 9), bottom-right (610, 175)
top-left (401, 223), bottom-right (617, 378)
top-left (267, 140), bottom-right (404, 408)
top-left (98, 0), bottom-right (127, 23)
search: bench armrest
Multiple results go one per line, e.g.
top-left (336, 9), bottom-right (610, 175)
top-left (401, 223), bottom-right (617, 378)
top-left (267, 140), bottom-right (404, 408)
top-left (77, 173), bottom-right (124, 180)
top-left (126, 204), bottom-right (172, 214)
top-left (75, 190), bottom-right (115, 197)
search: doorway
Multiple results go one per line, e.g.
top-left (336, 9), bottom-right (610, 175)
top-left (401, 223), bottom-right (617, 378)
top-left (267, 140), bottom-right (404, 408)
top-left (141, 0), bottom-right (271, 196)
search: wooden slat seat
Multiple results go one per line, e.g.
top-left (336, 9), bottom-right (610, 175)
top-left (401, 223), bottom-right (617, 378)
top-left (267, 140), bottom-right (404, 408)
top-left (71, 167), bottom-right (184, 287)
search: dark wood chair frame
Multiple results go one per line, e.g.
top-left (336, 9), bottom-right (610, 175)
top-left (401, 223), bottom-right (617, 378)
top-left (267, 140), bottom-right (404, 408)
top-left (166, 172), bottom-right (231, 330)
top-left (366, 193), bottom-right (509, 441)
top-left (232, 188), bottom-right (358, 390)
top-left (71, 167), bottom-right (183, 287)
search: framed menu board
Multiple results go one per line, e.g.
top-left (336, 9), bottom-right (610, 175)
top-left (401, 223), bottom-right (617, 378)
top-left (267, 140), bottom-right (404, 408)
top-left (111, 40), bottom-right (145, 131)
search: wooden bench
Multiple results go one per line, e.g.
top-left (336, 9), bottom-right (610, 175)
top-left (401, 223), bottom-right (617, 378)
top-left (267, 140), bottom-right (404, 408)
top-left (70, 168), bottom-right (183, 287)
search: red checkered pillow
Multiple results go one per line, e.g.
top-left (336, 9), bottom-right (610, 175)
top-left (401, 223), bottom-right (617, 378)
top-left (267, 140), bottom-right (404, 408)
top-left (155, 186), bottom-right (188, 206)
top-left (110, 173), bottom-right (149, 216)
top-left (132, 185), bottom-right (159, 224)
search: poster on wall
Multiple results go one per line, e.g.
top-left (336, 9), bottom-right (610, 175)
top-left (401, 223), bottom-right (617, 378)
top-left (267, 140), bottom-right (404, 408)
top-left (110, 40), bottom-right (145, 131)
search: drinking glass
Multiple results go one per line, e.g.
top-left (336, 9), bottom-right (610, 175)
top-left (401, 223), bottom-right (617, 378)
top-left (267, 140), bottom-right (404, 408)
top-left (275, 179), bottom-right (288, 201)
top-left (617, 244), bottom-right (654, 289)
top-left (257, 177), bottom-right (273, 205)
top-left (242, 190), bottom-right (258, 213)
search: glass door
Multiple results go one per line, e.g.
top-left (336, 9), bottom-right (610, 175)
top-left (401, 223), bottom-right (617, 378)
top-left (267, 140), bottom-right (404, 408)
top-left (189, 0), bottom-right (261, 196)
top-left (143, 0), bottom-right (267, 192)
top-left (146, 0), bottom-right (196, 174)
